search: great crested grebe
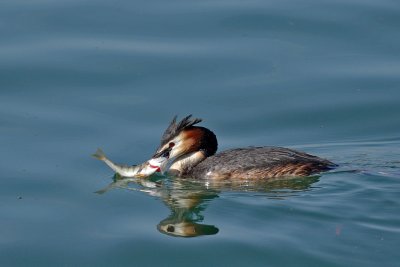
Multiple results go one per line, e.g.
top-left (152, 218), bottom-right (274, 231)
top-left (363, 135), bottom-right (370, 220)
top-left (153, 115), bottom-right (336, 179)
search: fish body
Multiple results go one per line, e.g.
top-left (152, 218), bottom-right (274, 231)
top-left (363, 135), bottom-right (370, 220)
top-left (92, 148), bottom-right (167, 178)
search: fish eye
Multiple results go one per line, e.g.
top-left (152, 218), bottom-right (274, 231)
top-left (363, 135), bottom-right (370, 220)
top-left (166, 225), bottom-right (175, 232)
top-left (169, 142), bottom-right (175, 148)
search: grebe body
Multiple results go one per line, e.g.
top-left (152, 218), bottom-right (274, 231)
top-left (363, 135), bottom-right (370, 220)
top-left (154, 116), bottom-right (336, 179)
top-left (186, 146), bottom-right (335, 179)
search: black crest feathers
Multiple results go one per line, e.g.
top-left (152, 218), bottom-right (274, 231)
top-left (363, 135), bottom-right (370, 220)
top-left (160, 115), bottom-right (202, 146)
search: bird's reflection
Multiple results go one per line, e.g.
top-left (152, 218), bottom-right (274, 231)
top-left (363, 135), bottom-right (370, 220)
top-left (156, 183), bottom-right (219, 237)
top-left (96, 174), bottom-right (320, 237)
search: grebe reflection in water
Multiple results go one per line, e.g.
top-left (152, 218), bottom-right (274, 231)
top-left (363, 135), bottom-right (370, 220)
top-left (96, 175), bottom-right (320, 238)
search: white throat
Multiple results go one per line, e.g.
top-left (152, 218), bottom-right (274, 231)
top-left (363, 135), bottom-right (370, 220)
top-left (168, 151), bottom-right (206, 176)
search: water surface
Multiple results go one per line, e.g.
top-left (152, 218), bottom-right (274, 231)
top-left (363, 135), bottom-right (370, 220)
top-left (1, 0), bottom-right (399, 266)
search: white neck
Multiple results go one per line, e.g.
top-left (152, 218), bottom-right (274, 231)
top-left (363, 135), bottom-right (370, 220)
top-left (168, 151), bottom-right (206, 176)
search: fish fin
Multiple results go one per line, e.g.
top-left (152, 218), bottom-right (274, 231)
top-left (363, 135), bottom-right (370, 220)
top-left (92, 148), bottom-right (106, 161)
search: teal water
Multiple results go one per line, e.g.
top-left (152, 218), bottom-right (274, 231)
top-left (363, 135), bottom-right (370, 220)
top-left (1, 0), bottom-right (400, 266)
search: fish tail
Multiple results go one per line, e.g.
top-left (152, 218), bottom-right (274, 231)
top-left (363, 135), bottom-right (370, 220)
top-left (92, 148), bottom-right (106, 161)
top-left (93, 149), bottom-right (141, 177)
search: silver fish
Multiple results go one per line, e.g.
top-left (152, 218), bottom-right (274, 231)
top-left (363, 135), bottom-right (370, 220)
top-left (92, 148), bottom-right (167, 178)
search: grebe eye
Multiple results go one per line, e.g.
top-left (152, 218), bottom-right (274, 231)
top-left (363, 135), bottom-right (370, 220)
top-left (169, 142), bottom-right (175, 148)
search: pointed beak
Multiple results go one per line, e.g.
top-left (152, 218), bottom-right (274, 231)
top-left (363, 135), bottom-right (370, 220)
top-left (151, 146), bottom-right (175, 174)
top-left (152, 147), bottom-right (172, 159)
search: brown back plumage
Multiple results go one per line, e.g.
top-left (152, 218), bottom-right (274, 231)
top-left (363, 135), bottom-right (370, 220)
top-left (187, 147), bottom-right (336, 179)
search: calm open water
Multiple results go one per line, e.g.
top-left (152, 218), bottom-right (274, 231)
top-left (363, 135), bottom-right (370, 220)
top-left (1, 0), bottom-right (400, 266)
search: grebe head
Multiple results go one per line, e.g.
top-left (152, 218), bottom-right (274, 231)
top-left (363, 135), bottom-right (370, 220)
top-left (153, 115), bottom-right (218, 174)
